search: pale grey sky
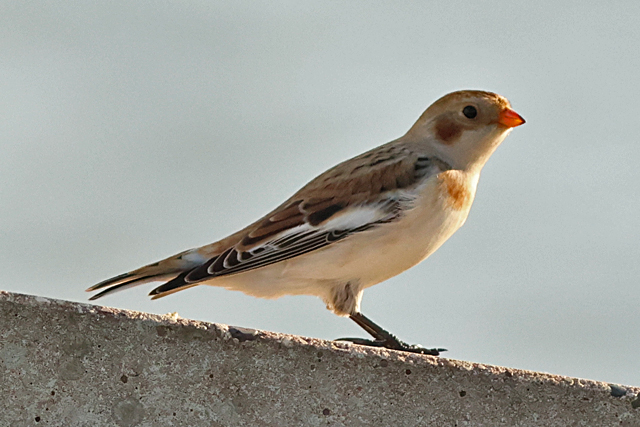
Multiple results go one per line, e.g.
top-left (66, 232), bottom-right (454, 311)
top-left (2, 2), bottom-right (640, 386)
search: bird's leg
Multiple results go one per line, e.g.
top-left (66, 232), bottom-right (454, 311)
top-left (337, 312), bottom-right (446, 356)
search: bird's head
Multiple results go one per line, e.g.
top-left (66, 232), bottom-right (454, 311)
top-left (407, 90), bottom-right (525, 172)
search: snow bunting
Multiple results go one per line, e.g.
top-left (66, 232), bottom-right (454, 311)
top-left (88, 90), bottom-right (525, 355)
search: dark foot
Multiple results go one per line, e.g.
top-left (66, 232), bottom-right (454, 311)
top-left (338, 312), bottom-right (446, 356)
top-left (336, 337), bottom-right (445, 356)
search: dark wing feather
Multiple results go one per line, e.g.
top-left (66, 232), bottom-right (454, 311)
top-left (148, 210), bottom-right (389, 298)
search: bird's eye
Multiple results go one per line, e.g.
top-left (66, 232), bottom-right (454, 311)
top-left (462, 105), bottom-right (477, 119)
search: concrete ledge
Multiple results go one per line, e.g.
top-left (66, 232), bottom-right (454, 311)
top-left (1, 291), bottom-right (638, 426)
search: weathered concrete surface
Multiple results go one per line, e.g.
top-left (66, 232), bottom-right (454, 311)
top-left (1, 291), bottom-right (638, 427)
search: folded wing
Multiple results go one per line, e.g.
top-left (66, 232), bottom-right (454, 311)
top-left (88, 146), bottom-right (447, 300)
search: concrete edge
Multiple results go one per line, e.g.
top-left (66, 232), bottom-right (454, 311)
top-left (3, 290), bottom-right (637, 400)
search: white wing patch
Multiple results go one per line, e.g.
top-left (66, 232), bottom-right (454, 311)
top-left (321, 205), bottom-right (390, 231)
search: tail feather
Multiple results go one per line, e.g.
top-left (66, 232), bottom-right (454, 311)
top-left (87, 249), bottom-right (209, 300)
top-left (88, 274), bottom-right (176, 300)
top-left (87, 272), bottom-right (138, 292)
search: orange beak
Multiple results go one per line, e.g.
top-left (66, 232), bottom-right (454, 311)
top-left (498, 108), bottom-right (526, 128)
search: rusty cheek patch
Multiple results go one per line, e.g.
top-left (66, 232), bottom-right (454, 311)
top-left (434, 118), bottom-right (462, 145)
top-left (438, 171), bottom-right (474, 211)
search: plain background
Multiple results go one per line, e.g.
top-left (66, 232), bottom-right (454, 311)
top-left (2, 2), bottom-right (639, 386)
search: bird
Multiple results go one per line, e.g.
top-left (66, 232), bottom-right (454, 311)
top-left (87, 90), bottom-right (525, 355)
